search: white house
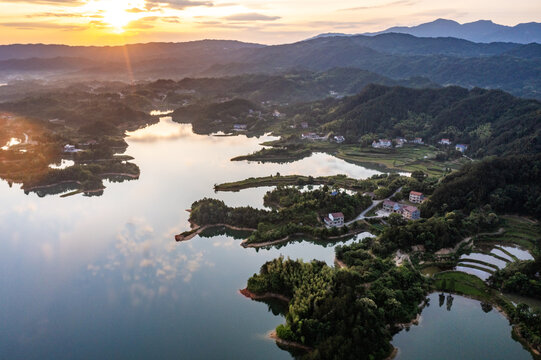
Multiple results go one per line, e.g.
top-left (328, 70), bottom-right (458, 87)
top-left (372, 139), bottom-right (392, 148)
top-left (412, 138), bottom-right (424, 144)
top-left (333, 135), bottom-right (345, 143)
top-left (233, 124), bottom-right (247, 131)
top-left (438, 138), bottom-right (451, 145)
top-left (324, 212), bottom-right (345, 227)
top-left (302, 133), bottom-right (324, 140)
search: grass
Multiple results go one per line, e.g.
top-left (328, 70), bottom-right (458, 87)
top-left (433, 271), bottom-right (492, 301)
top-left (232, 140), bottom-right (468, 177)
top-left (214, 174), bottom-right (380, 192)
top-left (332, 144), bottom-right (465, 176)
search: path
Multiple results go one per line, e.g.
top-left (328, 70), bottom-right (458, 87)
top-left (435, 227), bottom-right (505, 256)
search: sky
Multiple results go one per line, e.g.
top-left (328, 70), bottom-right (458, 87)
top-left (0, 0), bottom-right (540, 45)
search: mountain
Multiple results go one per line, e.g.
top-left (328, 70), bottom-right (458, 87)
top-left (204, 35), bottom-right (541, 99)
top-left (1, 34), bottom-right (540, 99)
top-left (0, 40), bottom-right (263, 62)
top-left (364, 19), bottom-right (541, 44)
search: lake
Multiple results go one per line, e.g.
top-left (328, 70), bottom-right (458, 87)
top-left (0, 118), bottom-right (532, 359)
top-left (392, 293), bottom-right (532, 360)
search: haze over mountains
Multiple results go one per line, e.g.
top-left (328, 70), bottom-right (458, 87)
top-left (329, 19), bottom-right (541, 44)
top-left (0, 20), bottom-right (540, 100)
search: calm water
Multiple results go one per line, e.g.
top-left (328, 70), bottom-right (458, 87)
top-left (392, 293), bottom-right (532, 360)
top-left (0, 118), bottom-right (531, 359)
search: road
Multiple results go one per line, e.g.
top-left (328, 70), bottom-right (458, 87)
top-left (345, 186), bottom-right (403, 225)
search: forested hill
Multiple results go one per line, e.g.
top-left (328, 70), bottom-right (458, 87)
top-left (289, 84), bottom-right (541, 157)
top-left (421, 154), bottom-right (541, 219)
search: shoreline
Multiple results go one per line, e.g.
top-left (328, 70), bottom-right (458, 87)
top-left (241, 227), bottom-right (369, 248)
top-left (334, 257), bottom-right (347, 269)
top-left (239, 288), bottom-right (290, 303)
top-left (268, 330), bottom-right (313, 352)
top-left (239, 289), bottom-right (312, 352)
top-left (175, 223), bottom-right (256, 242)
top-left (22, 172), bottom-right (139, 192)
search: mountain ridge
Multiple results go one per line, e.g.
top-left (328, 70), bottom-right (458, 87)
top-left (311, 19), bottom-right (541, 44)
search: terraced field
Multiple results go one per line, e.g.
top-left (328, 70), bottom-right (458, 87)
top-left (455, 216), bottom-right (538, 281)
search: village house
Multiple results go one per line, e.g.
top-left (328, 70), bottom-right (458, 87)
top-left (333, 135), bottom-right (345, 143)
top-left (382, 200), bottom-right (421, 220)
top-left (272, 110), bottom-right (283, 118)
top-left (438, 138), bottom-right (452, 145)
top-left (372, 139), bottom-right (392, 148)
top-left (402, 205), bottom-right (421, 220)
top-left (63, 144), bottom-right (81, 153)
top-left (412, 137), bottom-right (424, 144)
top-left (395, 138), bottom-right (407, 147)
top-left (300, 122), bottom-right (309, 129)
top-left (455, 144), bottom-right (468, 153)
top-left (324, 212), bottom-right (345, 227)
top-left (233, 124), bottom-right (247, 131)
top-left (409, 191), bottom-right (424, 203)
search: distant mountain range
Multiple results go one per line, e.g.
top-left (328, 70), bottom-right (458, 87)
top-left (314, 19), bottom-right (541, 44)
top-left (0, 31), bottom-right (540, 99)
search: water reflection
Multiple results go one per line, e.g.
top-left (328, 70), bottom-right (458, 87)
top-left (0, 117), bottom-right (529, 360)
top-left (1, 137), bottom-right (21, 150)
top-left (48, 159), bottom-right (75, 170)
top-left (149, 110), bottom-right (174, 116)
top-left (392, 293), bottom-right (532, 360)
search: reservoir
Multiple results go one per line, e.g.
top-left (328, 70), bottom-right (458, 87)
top-left (0, 118), bottom-right (532, 359)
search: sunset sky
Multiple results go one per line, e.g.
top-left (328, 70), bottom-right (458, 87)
top-left (1, 0), bottom-right (540, 45)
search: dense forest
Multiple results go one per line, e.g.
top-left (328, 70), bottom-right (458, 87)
top-left (285, 84), bottom-right (541, 157)
top-left (246, 255), bottom-right (430, 360)
top-left (422, 154), bottom-right (541, 219)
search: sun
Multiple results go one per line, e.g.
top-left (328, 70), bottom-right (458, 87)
top-left (84, 0), bottom-right (147, 33)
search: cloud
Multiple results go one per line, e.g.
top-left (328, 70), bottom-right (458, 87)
top-left (224, 13), bottom-right (281, 22)
top-left (25, 12), bottom-right (87, 18)
top-left (0, 21), bottom-right (86, 30)
top-left (1, 0), bottom-right (85, 5)
top-left (146, 0), bottom-right (213, 10)
top-left (340, 0), bottom-right (417, 11)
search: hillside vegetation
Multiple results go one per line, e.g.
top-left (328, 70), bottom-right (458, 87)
top-left (286, 84), bottom-right (541, 157)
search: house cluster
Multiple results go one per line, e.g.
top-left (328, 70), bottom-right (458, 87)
top-left (372, 137), bottom-right (417, 148)
top-left (301, 132), bottom-right (325, 140)
top-left (383, 201), bottom-right (421, 220)
top-left (372, 139), bottom-right (392, 148)
top-left (324, 212), bottom-right (345, 227)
